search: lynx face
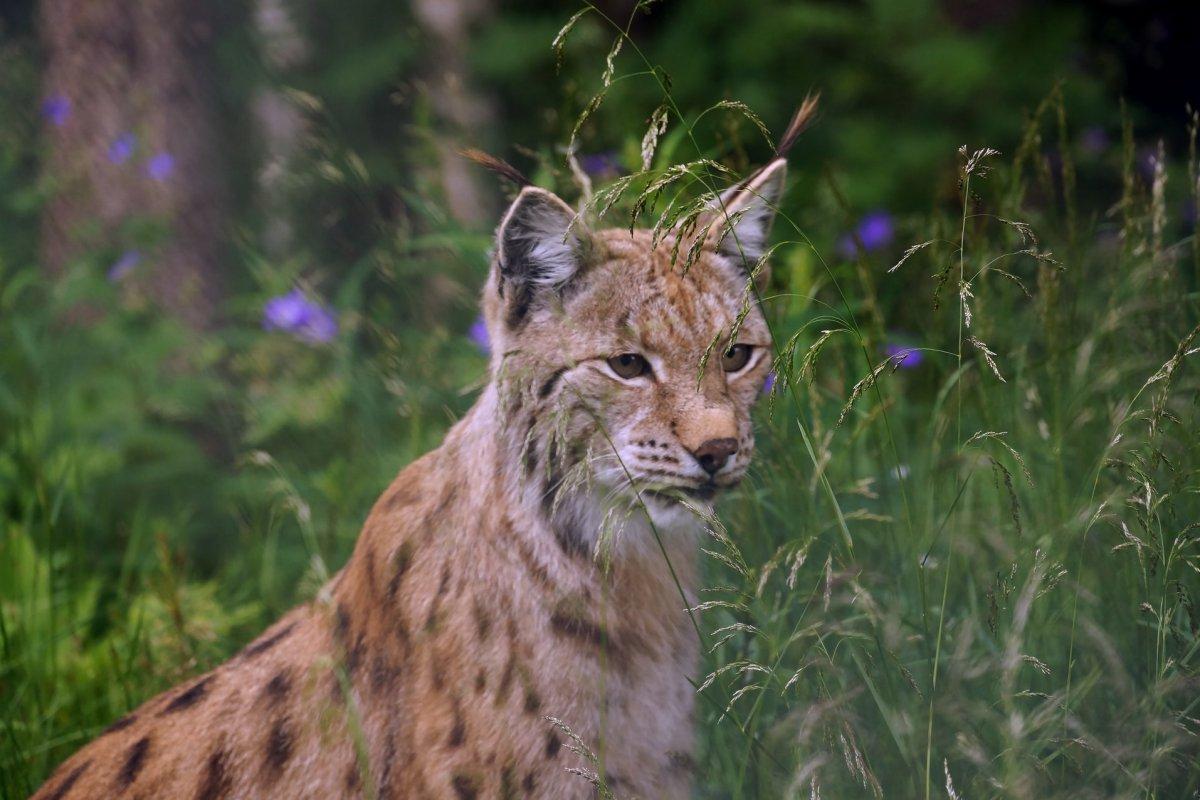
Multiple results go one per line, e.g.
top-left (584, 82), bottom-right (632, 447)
top-left (483, 161), bottom-right (787, 533)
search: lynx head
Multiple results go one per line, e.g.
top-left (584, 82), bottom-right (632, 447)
top-left (481, 160), bottom-right (786, 537)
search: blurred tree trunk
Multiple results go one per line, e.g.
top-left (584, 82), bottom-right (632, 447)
top-left (412, 0), bottom-right (495, 226)
top-left (252, 0), bottom-right (307, 258)
top-left (39, 0), bottom-right (227, 329)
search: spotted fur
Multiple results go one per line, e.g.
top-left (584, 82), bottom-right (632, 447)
top-left (30, 158), bottom-right (787, 800)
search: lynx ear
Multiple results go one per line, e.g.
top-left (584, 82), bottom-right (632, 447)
top-left (495, 186), bottom-right (588, 326)
top-left (704, 158), bottom-right (788, 267)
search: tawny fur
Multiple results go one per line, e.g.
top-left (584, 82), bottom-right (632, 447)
top-left (31, 160), bottom-right (787, 800)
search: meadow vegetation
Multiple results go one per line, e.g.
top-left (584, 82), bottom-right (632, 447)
top-left (2, 3), bottom-right (1199, 798)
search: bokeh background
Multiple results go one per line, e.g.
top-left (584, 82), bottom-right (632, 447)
top-left (1, 1), bottom-right (1199, 797)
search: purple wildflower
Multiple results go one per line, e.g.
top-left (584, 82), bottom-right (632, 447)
top-left (884, 342), bottom-right (923, 369)
top-left (837, 210), bottom-right (895, 258)
top-left (300, 304), bottom-right (339, 344)
top-left (579, 151), bottom-right (623, 180)
top-left (469, 315), bottom-right (491, 355)
top-left (1080, 126), bottom-right (1108, 156)
top-left (107, 250), bottom-right (141, 282)
top-left (263, 288), bottom-right (339, 344)
top-left (263, 290), bottom-right (308, 331)
top-left (41, 95), bottom-right (70, 127)
top-left (146, 152), bottom-right (175, 181)
top-left (762, 370), bottom-right (776, 394)
top-left (108, 133), bottom-right (136, 165)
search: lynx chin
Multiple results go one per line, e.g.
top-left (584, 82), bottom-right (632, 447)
top-left (32, 154), bottom-right (790, 800)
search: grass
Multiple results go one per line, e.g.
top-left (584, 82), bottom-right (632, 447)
top-left (3, 8), bottom-right (1200, 799)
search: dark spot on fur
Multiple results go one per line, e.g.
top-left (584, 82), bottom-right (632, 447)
top-left (378, 731), bottom-right (397, 800)
top-left (545, 730), bottom-right (562, 759)
top-left (537, 367), bottom-right (566, 399)
top-left (387, 541), bottom-right (414, 601)
top-left (474, 668), bottom-right (487, 694)
top-left (344, 761), bottom-right (362, 792)
top-left (364, 548), bottom-right (378, 593)
top-left (523, 772), bottom-right (536, 792)
top-left (606, 773), bottom-right (631, 790)
top-left (334, 604), bottom-right (365, 674)
top-left (471, 598), bottom-right (492, 641)
top-left (335, 603), bottom-right (352, 640)
top-left (195, 748), bottom-right (232, 800)
top-left (240, 621), bottom-right (297, 660)
top-left (370, 653), bottom-right (398, 694)
top-left (549, 603), bottom-right (604, 647)
top-left (668, 750), bottom-right (697, 773)
top-left (425, 565), bottom-right (452, 631)
top-left (451, 772), bottom-right (481, 800)
top-left (328, 672), bottom-right (346, 705)
top-left (384, 482), bottom-right (421, 511)
top-left (103, 714), bottom-right (136, 735)
top-left (261, 670), bottom-right (291, 705)
top-left (345, 634), bottom-right (365, 675)
top-left (160, 675), bottom-right (213, 715)
top-left (510, 533), bottom-right (555, 592)
top-left (44, 760), bottom-right (89, 800)
top-left (519, 414), bottom-right (540, 475)
top-left (552, 519), bottom-right (589, 560)
top-left (263, 719), bottom-right (294, 774)
top-left (495, 653), bottom-right (516, 704)
top-left (116, 736), bottom-right (150, 788)
top-left (430, 648), bottom-right (447, 692)
top-left (540, 443), bottom-right (592, 560)
top-left (523, 685), bottom-right (542, 715)
top-left (500, 765), bottom-right (519, 800)
top-left (447, 703), bottom-right (466, 748)
top-left (432, 482), bottom-right (459, 520)
top-left (540, 445), bottom-right (563, 516)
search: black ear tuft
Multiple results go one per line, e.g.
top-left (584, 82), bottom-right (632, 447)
top-left (461, 148), bottom-right (531, 188)
top-left (774, 93), bottom-right (819, 160)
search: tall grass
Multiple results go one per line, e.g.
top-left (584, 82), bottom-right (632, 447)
top-left (3, 6), bottom-right (1199, 799)
top-left (555, 6), bottom-right (1199, 797)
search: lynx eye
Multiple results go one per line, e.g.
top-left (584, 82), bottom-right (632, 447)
top-left (607, 353), bottom-right (651, 380)
top-left (721, 344), bottom-right (753, 373)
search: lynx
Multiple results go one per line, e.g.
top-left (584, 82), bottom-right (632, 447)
top-left (32, 147), bottom-right (793, 799)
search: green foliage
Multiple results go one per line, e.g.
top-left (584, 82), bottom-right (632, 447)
top-left (701, 144), bottom-right (1200, 796)
top-left (3, 2), bottom-right (1200, 798)
top-left (542, 12), bottom-right (1199, 796)
top-left (473, 0), bottom-right (1111, 215)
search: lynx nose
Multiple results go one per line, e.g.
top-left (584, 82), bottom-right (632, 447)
top-left (691, 437), bottom-right (738, 476)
